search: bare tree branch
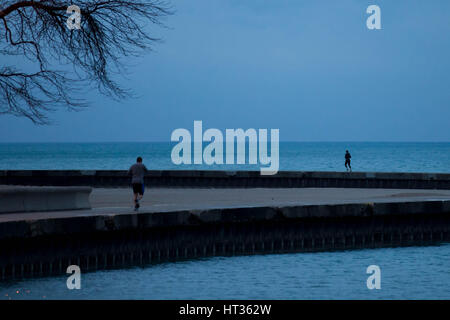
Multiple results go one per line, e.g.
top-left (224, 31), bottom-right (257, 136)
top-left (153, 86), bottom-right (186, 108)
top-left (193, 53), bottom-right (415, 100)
top-left (0, 0), bottom-right (172, 124)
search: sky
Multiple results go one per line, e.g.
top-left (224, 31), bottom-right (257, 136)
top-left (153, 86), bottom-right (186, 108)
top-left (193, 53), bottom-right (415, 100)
top-left (1, 0), bottom-right (450, 142)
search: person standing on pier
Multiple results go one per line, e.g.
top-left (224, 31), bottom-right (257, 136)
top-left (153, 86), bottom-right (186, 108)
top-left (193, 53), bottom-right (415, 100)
top-left (128, 156), bottom-right (148, 211)
top-left (345, 150), bottom-right (352, 172)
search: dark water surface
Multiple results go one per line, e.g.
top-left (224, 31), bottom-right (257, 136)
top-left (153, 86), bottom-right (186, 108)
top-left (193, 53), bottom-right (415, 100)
top-left (1, 244), bottom-right (449, 300)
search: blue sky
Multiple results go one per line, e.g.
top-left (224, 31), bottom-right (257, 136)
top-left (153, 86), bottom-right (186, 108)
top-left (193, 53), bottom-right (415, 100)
top-left (1, 0), bottom-right (449, 142)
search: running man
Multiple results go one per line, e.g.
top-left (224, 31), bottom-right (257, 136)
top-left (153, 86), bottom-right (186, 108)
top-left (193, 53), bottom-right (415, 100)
top-left (345, 150), bottom-right (352, 172)
top-left (128, 156), bottom-right (148, 210)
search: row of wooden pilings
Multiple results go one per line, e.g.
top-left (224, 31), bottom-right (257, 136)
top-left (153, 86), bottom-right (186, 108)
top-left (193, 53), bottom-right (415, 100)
top-left (1, 212), bottom-right (450, 281)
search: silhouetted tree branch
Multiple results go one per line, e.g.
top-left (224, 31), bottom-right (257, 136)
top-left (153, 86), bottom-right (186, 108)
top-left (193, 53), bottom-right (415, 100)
top-left (0, 0), bottom-right (172, 124)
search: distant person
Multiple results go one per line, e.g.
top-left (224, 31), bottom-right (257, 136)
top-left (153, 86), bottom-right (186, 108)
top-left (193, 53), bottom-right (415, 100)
top-left (345, 150), bottom-right (352, 172)
top-left (128, 156), bottom-right (148, 211)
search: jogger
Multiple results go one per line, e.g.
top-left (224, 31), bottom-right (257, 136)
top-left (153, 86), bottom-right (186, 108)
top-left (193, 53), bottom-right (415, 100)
top-left (128, 156), bottom-right (148, 210)
top-left (345, 150), bottom-right (352, 172)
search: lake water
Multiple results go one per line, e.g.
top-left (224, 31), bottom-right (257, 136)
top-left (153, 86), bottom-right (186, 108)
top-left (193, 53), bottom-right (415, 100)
top-left (0, 142), bottom-right (449, 173)
top-left (1, 244), bottom-right (449, 300)
top-left (1, 142), bottom-right (449, 299)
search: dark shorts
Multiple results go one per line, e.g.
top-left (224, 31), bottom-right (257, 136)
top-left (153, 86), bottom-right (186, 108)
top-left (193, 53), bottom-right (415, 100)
top-left (132, 183), bottom-right (145, 195)
top-left (345, 159), bottom-right (351, 166)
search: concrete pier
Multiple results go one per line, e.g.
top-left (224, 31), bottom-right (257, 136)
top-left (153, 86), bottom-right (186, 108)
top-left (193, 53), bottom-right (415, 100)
top-left (1, 170), bottom-right (450, 189)
top-left (1, 187), bottom-right (450, 280)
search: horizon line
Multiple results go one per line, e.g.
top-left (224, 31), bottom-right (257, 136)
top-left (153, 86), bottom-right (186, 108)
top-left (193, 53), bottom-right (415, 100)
top-left (1, 140), bottom-right (450, 144)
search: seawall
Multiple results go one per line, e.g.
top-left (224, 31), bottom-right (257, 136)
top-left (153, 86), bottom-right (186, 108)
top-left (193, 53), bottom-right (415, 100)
top-left (1, 170), bottom-right (450, 280)
top-left (1, 198), bottom-right (450, 280)
top-left (1, 170), bottom-right (450, 189)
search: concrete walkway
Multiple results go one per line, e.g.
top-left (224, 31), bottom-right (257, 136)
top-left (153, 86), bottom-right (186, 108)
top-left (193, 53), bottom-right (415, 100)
top-left (1, 187), bottom-right (450, 223)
